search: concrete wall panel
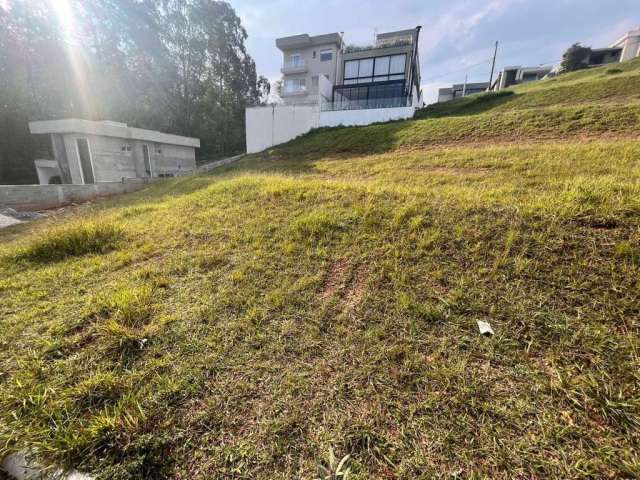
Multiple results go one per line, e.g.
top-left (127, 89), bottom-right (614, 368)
top-left (246, 105), bottom-right (319, 154)
top-left (319, 107), bottom-right (415, 128)
top-left (0, 179), bottom-right (154, 211)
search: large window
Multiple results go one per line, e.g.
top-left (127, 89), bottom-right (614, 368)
top-left (343, 54), bottom-right (406, 84)
top-left (286, 53), bottom-right (304, 68)
top-left (284, 78), bottom-right (306, 93)
top-left (329, 82), bottom-right (408, 110)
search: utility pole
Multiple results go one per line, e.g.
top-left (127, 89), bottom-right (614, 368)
top-left (462, 73), bottom-right (468, 97)
top-left (488, 41), bottom-right (499, 90)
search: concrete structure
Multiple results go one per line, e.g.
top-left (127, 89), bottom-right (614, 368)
top-left (319, 106), bottom-right (416, 128)
top-left (612, 28), bottom-right (640, 62)
top-left (438, 82), bottom-right (489, 103)
top-left (0, 178), bottom-right (154, 211)
top-left (246, 104), bottom-right (320, 154)
top-left (586, 47), bottom-right (624, 67)
top-left (28, 119), bottom-right (199, 185)
top-left (550, 28), bottom-right (640, 73)
top-left (245, 103), bottom-right (418, 154)
top-left (247, 26), bottom-right (423, 154)
top-left (491, 65), bottom-right (553, 91)
top-left (585, 28), bottom-right (640, 67)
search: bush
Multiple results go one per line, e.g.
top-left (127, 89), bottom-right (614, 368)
top-left (17, 220), bottom-right (124, 262)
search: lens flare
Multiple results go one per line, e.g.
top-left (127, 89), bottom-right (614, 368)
top-left (46, 0), bottom-right (94, 117)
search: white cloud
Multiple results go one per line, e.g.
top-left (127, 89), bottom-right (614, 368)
top-left (420, 0), bottom-right (526, 54)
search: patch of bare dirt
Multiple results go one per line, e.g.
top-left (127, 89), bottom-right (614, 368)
top-left (319, 259), bottom-right (348, 300)
top-left (343, 265), bottom-right (369, 310)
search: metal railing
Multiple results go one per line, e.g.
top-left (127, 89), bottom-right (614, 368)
top-left (321, 95), bottom-right (411, 111)
top-left (282, 59), bottom-right (306, 69)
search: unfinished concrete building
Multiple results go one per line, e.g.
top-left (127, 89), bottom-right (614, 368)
top-left (29, 119), bottom-right (199, 185)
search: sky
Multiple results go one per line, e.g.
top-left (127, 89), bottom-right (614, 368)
top-left (232, 0), bottom-right (640, 104)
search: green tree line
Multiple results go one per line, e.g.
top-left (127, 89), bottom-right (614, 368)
top-left (0, 0), bottom-right (269, 184)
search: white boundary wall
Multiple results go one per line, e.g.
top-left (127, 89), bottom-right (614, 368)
top-left (245, 100), bottom-right (416, 154)
top-left (246, 104), bottom-right (319, 154)
top-left (319, 107), bottom-right (415, 128)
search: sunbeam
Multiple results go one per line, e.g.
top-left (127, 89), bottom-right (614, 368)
top-left (46, 0), bottom-right (95, 117)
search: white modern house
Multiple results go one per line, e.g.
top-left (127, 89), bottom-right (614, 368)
top-left (490, 65), bottom-right (554, 91)
top-left (29, 119), bottom-right (199, 185)
top-left (589, 27), bottom-right (640, 66)
top-left (437, 82), bottom-right (489, 102)
top-left (613, 27), bottom-right (640, 62)
top-left (246, 26), bottom-right (423, 154)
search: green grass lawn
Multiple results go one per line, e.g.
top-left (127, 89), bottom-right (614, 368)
top-left (1, 62), bottom-right (639, 480)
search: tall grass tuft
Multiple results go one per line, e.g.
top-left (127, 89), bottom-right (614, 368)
top-left (17, 220), bottom-right (124, 262)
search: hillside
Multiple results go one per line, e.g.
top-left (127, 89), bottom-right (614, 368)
top-left (1, 61), bottom-right (639, 479)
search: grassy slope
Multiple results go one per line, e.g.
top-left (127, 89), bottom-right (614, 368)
top-left (1, 61), bottom-right (639, 480)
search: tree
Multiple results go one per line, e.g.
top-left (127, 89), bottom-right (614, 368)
top-left (561, 43), bottom-right (592, 73)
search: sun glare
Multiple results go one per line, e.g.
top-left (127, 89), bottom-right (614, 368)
top-left (46, 0), bottom-right (75, 38)
top-left (45, 0), bottom-right (94, 116)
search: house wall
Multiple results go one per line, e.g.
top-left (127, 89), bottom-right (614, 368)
top-left (280, 42), bottom-right (340, 104)
top-left (613, 29), bottom-right (640, 62)
top-left (438, 89), bottom-right (454, 103)
top-left (149, 143), bottom-right (196, 176)
top-left (60, 134), bottom-right (196, 184)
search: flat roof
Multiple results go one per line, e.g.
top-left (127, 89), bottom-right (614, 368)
top-left (591, 47), bottom-right (623, 54)
top-left (276, 33), bottom-right (342, 50)
top-left (376, 28), bottom-right (418, 40)
top-left (28, 119), bottom-right (200, 148)
top-left (451, 82), bottom-right (489, 89)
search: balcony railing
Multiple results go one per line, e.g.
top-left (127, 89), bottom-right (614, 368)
top-left (281, 60), bottom-right (307, 73)
top-left (284, 59), bottom-right (305, 68)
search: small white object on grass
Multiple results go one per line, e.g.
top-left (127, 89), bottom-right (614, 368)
top-left (477, 320), bottom-right (495, 337)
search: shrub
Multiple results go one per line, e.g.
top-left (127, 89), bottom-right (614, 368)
top-left (18, 220), bottom-right (124, 262)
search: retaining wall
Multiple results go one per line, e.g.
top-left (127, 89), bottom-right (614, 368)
top-left (319, 106), bottom-right (416, 128)
top-left (0, 179), bottom-right (154, 211)
top-left (245, 103), bottom-right (416, 154)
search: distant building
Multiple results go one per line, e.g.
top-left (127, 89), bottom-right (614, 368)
top-left (610, 27), bottom-right (640, 62)
top-left (491, 65), bottom-right (553, 91)
top-left (276, 28), bottom-right (422, 110)
top-left (246, 26), bottom-right (424, 154)
top-left (587, 28), bottom-right (640, 67)
top-left (29, 119), bottom-right (199, 185)
top-left (437, 82), bottom-right (489, 103)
